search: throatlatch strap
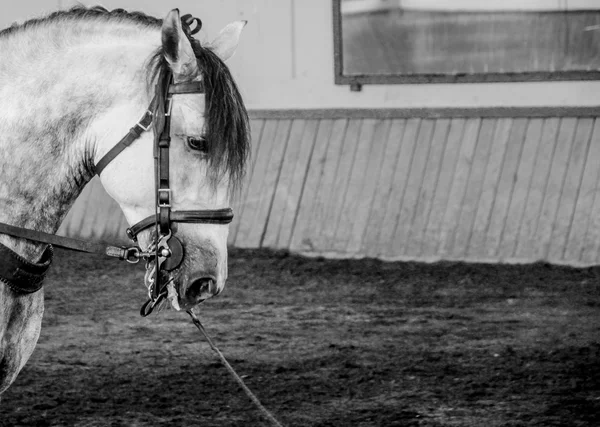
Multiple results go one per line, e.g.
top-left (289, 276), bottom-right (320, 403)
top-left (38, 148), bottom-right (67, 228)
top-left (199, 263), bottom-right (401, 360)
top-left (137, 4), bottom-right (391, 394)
top-left (95, 107), bottom-right (155, 175)
top-left (0, 244), bottom-right (53, 294)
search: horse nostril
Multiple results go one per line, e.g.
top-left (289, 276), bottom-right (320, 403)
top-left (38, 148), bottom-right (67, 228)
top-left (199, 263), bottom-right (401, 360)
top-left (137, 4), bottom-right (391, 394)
top-left (186, 276), bottom-right (216, 303)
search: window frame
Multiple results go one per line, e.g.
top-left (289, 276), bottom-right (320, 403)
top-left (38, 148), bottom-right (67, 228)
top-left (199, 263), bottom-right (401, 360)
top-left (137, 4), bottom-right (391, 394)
top-left (332, 0), bottom-right (600, 88)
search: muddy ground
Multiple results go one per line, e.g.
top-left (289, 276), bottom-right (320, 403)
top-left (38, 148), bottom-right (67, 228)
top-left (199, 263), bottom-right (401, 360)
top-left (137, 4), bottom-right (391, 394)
top-left (0, 248), bottom-right (599, 426)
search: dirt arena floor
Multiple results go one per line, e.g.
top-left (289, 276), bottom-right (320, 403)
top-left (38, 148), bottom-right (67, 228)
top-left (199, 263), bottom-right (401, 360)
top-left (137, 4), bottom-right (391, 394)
top-left (0, 248), bottom-right (599, 426)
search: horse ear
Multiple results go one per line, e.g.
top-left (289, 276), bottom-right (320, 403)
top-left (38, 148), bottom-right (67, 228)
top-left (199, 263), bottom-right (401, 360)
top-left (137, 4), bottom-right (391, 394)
top-left (161, 9), bottom-right (199, 79)
top-left (208, 21), bottom-right (247, 62)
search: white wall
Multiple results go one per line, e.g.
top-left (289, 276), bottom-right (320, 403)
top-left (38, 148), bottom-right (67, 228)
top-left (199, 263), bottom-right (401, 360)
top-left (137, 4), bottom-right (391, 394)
top-left (2, 0), bottom-right (599, 109)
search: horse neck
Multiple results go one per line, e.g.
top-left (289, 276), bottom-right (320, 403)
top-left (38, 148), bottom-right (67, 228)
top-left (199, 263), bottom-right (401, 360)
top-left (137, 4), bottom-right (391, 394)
top-left (0, 23), bottom-right (159, 259)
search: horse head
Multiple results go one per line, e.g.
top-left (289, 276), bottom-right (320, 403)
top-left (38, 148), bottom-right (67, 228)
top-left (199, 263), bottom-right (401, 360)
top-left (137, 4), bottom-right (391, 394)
top-left (96, 9), bottom-right (249, 311)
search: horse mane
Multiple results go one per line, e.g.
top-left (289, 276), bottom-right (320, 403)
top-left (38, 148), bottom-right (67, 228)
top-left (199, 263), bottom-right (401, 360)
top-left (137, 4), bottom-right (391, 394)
top-left (1, 5), bottom-right (250, 191)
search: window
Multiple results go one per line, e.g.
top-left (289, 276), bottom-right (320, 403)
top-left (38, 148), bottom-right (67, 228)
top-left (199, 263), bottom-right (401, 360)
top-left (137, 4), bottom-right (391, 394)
top-left (333, 0), bottom-right (600, 88)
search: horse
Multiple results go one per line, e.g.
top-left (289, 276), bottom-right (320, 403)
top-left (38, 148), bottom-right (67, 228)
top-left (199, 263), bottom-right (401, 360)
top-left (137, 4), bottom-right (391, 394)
top-left (0, 6), bottom-right (249, 395)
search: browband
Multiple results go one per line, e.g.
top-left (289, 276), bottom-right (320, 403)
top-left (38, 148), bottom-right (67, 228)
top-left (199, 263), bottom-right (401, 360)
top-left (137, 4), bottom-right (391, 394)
top-left (169, 81), bottom-right (205, 94)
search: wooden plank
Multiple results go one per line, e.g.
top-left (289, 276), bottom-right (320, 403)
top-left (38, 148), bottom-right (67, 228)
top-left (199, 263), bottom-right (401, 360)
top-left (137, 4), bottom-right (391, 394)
top-left (306, 119), bottom-right (348, 251)
top-left (390, 119), bottom-right (435, 256)
top-left (235, 120), bottom-right (289, 248)
top-left (362, 119), bottom-right (407, 258)
top-left (248, 107), bottom-right (600, 121)
top-left (102, 199), bottom-right (126, 241)
top-left (255, 120), bottom-right (292, 248)
top-left (60, 177), bottom-right (129, 242)
top-left (275, 119), bottom-right (320, 249)
top-left (566, 119), bottom-right (600, 263)
top-left (548, 118), bottom-right (594, 262)
top-left (484, 118), bottom-right (529, 258)
top-left (497, 119), bottom-right (543, 260)
top-left (261, 119), bottom-right (307, 248)
top-left (420, 119), bottom-right (465, 258)
top-left (264, 120), bottom-right (319, 249)
top-left (405, 119), bottom-right (451, 257)
top-left (379, 118), bottom-right (421, 257)
top-left (467, 118), bottom-right (512, 258)
top-left (229, 119), bottom-right (265, 246)
top-left (438, 118), bottom-right (481, 257)
top-left (513, 118), bottom-right (560, 259)
top-left (319, 119), bottom-right (363, 252)
top-left (452, 118), bottom-right (497, 258)
top-left (580, 121), bottom-right (600, 264)
top-left (346, 120), bottom-right (391, 255)
top-left (333, 119), bottom-right (379, 253)
top-left (531, 118), bottom-right (578, 260)
top-left (77, 182), bottom-right (110, 239)
top-left (289, 119), bottom-right (336, 252)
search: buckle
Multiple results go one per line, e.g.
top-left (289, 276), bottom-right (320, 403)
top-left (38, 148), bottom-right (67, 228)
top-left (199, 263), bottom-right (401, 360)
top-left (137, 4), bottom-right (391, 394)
top-left (137, 110), bottom-right (153, 131)
top-left (126, 227), bottom-right (137, 241)
top-left (158, 188), bottom-right (171, 207)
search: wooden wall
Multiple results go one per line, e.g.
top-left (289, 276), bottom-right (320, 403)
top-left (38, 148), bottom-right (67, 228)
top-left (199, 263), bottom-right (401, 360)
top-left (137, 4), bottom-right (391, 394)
top-left (59, 108), bottom-right (600, 267)
top-left (4, 3), bottom-right (600, 265)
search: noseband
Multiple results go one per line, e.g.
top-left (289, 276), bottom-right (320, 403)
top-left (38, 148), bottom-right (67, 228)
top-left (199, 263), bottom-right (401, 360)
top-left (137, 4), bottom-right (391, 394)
top-left (95, 67), bottom-right (233, 315)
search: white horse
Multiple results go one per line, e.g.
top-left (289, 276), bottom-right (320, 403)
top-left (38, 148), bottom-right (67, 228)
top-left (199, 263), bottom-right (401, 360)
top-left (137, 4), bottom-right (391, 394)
top-left (0, 7), bottom-right (249, 394)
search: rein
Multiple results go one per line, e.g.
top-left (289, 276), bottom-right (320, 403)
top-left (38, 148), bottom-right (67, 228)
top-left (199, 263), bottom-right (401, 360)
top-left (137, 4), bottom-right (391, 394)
top-left (187, 310), bottom-right (285, 427)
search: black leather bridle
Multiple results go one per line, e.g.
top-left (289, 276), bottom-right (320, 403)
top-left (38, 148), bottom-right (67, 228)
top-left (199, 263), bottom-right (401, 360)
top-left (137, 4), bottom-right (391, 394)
top-left (95, 66), bottom-right (234, 315)
top-left (0, 16), bottom-right (235, 316)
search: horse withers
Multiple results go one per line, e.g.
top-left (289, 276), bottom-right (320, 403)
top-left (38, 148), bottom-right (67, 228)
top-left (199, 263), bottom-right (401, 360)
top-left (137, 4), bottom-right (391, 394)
top-left (0, 7), bottom-right (249, 394)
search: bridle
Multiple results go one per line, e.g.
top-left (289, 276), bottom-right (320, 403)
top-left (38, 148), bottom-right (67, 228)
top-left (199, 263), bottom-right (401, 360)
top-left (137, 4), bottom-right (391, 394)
top-left (96, 67), bottom-right (234, 315)
top-left (0, 16), bottom-right (234, 316)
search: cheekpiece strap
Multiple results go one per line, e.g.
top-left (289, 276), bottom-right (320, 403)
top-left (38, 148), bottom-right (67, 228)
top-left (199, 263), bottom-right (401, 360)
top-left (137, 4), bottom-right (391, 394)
top-left (156, 70), bottom-right (174, 237)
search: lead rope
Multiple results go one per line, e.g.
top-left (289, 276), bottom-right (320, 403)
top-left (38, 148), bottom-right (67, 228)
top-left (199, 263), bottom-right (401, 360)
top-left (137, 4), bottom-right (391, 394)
top-left (186, 310), bottom-right (285, 427)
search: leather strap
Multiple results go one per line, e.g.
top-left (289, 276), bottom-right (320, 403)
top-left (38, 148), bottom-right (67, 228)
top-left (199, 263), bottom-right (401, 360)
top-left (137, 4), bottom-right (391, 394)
top-left (0, 222), bottom-right (110, 254)
top-left (169, 82), bottom-right (205, 94)
top-left (0, 221), bottom-right (143, 265)
top-left (0, 243), bottom-right (53, 293)
top-left (157, 73), bottom-right (173, 236)
top-left (95, 107), bottom-right (156, 175)
top-left (126, 208), bottom-right (234, 241)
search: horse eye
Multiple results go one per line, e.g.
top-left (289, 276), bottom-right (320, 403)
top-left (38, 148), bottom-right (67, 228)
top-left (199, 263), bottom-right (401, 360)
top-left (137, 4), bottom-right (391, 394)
top-left (186, 136), bottom-right (207, 152)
